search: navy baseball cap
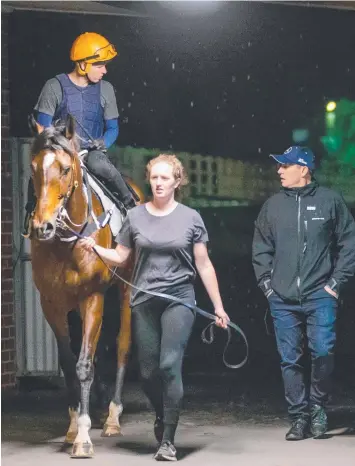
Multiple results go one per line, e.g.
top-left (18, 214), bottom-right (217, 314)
top-left (270, 146), bottom-right (315, 170)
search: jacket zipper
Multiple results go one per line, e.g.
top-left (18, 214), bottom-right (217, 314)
top-left (303, 220), bottom-right (308, 253)
top-left (297, 193), bottom-right (302, 303)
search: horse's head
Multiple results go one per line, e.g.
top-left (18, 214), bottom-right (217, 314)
top-left (29, 114), bottom-right (80, 241)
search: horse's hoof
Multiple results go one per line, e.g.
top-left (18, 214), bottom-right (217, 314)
top-left (70, 442), bottom-right (94, 458)
top-left (101, 423), bottom-right (122, 437)
top-left (65, 431), bottom-right (77, 445)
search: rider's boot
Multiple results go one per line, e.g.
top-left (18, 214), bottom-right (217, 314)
top-left (22, 211), bottom-right (33, 238)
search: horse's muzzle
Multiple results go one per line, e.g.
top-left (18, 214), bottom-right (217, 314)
top-left (34, 222), bottom-right (56, 241)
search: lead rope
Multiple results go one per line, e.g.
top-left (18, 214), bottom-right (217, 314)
top-left (69, 226), bottom-right (249, 369)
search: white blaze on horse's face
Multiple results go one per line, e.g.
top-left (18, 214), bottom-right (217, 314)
top-left (42, 152), bottom-right (56, 194)
top-left (149, 162), bottom-right (180, 201)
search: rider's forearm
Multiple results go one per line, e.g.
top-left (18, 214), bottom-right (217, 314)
top-left (36, 112), bottom-right (53, 128)
top-left (103, 119), bottom-right (119, 149)
top-left (93, 245), bottom-right (126, 266)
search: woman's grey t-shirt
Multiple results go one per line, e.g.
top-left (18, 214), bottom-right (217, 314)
top-left (115, 203), bottom-right (209, 307)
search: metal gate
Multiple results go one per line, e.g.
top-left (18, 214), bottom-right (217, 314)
top-left (12, 138), bottom-right (61, 376)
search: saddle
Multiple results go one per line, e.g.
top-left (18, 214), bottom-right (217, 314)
top-left (77, 151), bottom-right (139, 239)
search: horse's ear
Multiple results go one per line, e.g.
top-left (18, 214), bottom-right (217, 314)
top-left (65, 114), bottom-right (76, 140)
top-left (28, 114), bottom-right (44, 135)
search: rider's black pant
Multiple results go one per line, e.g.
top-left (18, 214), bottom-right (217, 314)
top-left (85, 150), bottom-right (135, 207)
top-left (25, 150), bottom-right (135, 214)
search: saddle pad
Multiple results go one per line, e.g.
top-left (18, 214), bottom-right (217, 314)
top-left (86, 172), bottom-right (124, 238)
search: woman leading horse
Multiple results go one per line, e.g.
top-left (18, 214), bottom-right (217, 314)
top-left (28, 114), bottom-right (143, 458)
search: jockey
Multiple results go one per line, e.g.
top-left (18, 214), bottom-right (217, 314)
top-left (23, 32), bottom-right (137, 236)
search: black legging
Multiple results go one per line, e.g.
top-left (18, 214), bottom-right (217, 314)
top-left (85, 150), bottom-right (135, 207)
top-left (25, 150), bottom-right (135, 213)
top-left (132, 286), bottom-right (195, 440)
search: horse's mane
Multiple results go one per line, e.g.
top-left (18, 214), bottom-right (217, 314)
top-left (32, 120), bottom-right (79, 157)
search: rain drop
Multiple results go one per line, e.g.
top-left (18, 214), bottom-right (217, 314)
top-left (190, 101), bottom-right (194, 107)
top-left (247, 75), bottom-right (251, 80)
top-left (232, 76), bottom-right (236, 83)
top-left (131, 91), bottom-right (135, 96)
top-left (143, 81), bottom-right (147, 87)
top-left (156, 57), bottom-right (160, 63)
top-left (172, 63), bottom-right (175, 70)
top-left (258, 148), bottom-right (261, 153)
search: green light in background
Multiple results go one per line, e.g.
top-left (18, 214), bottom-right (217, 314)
top-left (326, 101), bottom-right (337, 112)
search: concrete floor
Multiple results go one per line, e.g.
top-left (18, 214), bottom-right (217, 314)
top-left (2, 379), bottom-right (355, 465)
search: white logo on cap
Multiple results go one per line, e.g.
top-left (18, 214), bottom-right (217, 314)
top-left (298, 157), bottom-right (307, 165)
top-left (284, 147), bottom-right (293, 154)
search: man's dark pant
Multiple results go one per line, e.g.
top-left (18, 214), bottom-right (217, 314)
top-left (269, 288), bottom-right (337, 420)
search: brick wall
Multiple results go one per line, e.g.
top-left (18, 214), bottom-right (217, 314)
top-left (1, 12), bottom-right (16, 389)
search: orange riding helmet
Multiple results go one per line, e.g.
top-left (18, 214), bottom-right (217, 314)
top-left (70, 32), bottom-right (118, 76)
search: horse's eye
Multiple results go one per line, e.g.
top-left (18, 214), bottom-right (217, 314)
top-left (62, 167), bottom-right (70, 176)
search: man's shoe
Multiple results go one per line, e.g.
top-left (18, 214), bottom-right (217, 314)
top-left (154, 441), bottom-right (177, 461)
top-left (154, 417), bottom-right (164, 444)
top-left (311, 404), bottom-right (328, 438)
top-left (285, 416), bottom-right (309, 441)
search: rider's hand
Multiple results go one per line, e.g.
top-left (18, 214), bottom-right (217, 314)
top-left (89, 139), bottom-right (106, 152)
top-left (78, 237), bottom-right (96, 251)
top-left (214, 307), bottom-right (230, 329)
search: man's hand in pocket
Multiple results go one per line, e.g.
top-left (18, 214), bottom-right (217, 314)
top-left (324, 285), bottom-right (338, 299)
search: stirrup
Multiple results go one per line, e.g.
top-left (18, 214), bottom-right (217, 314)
top-left (22, 212), bottom-right (33, 238)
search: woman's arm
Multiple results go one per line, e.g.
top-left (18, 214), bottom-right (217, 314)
top-left (193, 242), bottom-right (229, 328)
top-left (78, 236), bottom-right (131, 267)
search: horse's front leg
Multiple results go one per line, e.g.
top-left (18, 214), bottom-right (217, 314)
top-left (41, 297), bottom-right (80, 445)
top-left (102, 282), bottom-right (131, 437)
top-left (71, 293), bottom-right (104, 458)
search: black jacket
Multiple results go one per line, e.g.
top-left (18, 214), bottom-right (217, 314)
top-left (252, 181), bottom-right (355, 302)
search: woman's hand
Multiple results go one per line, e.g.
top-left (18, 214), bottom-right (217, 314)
top-left (214, 307), bottom-right (230, 329)
top-left (78, 236), bottom-right (96, 251)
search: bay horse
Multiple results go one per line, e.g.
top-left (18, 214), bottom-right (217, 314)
top-left (27, 115), bottom-right (144, 458)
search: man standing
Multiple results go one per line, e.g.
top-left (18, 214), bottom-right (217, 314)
top-left (252, 146), bottom-right (355, 440)
top-left (23, 32), bottom-right (137, 236)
